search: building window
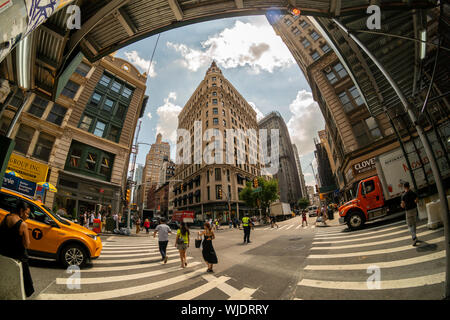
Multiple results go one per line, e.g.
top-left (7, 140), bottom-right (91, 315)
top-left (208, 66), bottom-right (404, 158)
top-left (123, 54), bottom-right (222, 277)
top-left (121, 86), bottom-right (133, 99)
top-left (338, 86), bottom-right (364, 113)
top-left (46, 104), bottom-right (67, 126)
top-left (222, 109), bottom-right (225, 116)
top-left (353, 122), bottom-right (370, 147)
top-left (301, 38), bottom-right (310, 48)
top-left (84, 152), bottom-right (97, 171)
top-left (215, 185), bottom-right (222, 199)
top-left (32, 133), bottom-right (55, 162)
top-left (223, 119), bottom-right (226, 126)
top-left (213, 118), bottom-right (219, 125)
top-left (212, 92), bottom-right (217, 96)
top-left (111, 80), bottom-right (122, 93)
top-left (365, 117), bottom-right (382, 140)
top-left (213, 108), bottom-right (218, 114)
top-left (206, 120), bottom-right (209, 128)
top-left (99, 74), bottom-right (112, 87)
top-left (215, 168), bottom-right (221, 181)
top-left (100, 155), bottom-right (112, 176)
top-left (9, 90), bottom-right (25, 108)
top-left (107, 126), bottom-right (121, 142)
top-left (291, 27), bottom-right (301, 35)
top-left (212, 99), bottom-right (218, 105)
top-left (310, 31), bottom-right (320, 41)
top-left (299, 20), bottom-right (309, 28)
top-left (321, 43), bottom-right (331, 53)
top-left (28, 96), bottom-right (48, 118)
top-left (74, 62), bottom-right (91, 77)
top-left (103, 98), bottom-right (114, 112)
top-left (14, 124), bottom-right (35, 155)
top-left (61, 80), bottom-right (80, 99)
top-left (207, 186), bottom-right (210, 200)
top-left (324, 62), bottom-right (348, 84)
top-left (79, 115), bottom-right (93, 131)
top-left (93, 121), bottom-right (106, 137)
top-left (311, 51), bottom-right (320, 61)
top-left (68, 147), bottom-right (82, 168)
top-left (284, 18), bottom-right (293, 26)
top-left (114, 103), bottom-right (127, 120)
top-left (90, 92), bottom-right (102, 106)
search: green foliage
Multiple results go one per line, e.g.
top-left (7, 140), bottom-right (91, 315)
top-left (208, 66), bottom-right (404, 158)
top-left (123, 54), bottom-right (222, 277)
top-left (239, 177), bottom-right (279, 214)
top-left (297, 197), bottom-right (310, 209)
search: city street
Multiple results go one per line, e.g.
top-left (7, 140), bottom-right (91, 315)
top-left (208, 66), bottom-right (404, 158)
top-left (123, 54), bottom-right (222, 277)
top-left (27, 215), bottom-right (445, 300)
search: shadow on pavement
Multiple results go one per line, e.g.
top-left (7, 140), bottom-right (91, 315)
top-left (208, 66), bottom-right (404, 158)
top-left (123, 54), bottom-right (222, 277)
top-left (416, 242), bottom-right (438, 252)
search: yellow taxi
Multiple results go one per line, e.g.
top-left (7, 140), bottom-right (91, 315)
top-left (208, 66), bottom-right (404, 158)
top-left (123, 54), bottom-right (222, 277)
top-left (0, 188), bottom-right (102, 268)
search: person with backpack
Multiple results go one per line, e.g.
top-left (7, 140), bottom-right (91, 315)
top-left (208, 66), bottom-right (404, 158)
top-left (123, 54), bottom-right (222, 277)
top-left (174, 221), bottom-right (190, 268)
top-left (401, 182), bottom-right (420, 246)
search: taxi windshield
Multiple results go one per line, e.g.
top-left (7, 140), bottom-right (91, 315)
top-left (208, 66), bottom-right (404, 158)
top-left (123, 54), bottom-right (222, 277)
top-left (42, 205), bottom-right (71, 226)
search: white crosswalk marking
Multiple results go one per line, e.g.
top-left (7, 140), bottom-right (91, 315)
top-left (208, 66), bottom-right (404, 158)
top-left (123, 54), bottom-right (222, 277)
top-left (311, 228), bottom-right (441, 250)
top-left (278, 225), bottom-right (288, 230)
top-left (296, 225), bottom-right (301, 230)
top-left (285, 225), bottom-right (294, 230)
top-left (37, 236), bottom-right (250, 300)
top-left (294, 220), bottom-right (445, 299)
top-left (298, 272), bottom-right (445, 290)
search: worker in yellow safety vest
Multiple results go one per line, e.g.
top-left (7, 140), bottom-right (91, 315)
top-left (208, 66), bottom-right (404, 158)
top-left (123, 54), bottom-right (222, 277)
top-left (242, 214), bottom-right (253, 244)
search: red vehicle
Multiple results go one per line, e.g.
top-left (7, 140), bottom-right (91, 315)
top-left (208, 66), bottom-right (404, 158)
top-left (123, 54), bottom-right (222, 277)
top-left (171, 211), bottom-right (194, 223)
top-left (338, 175), bottom-right (401, 230)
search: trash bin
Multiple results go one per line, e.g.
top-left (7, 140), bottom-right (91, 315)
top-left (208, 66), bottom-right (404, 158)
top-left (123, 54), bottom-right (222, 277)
top-left (93, 219), bottom-right (101, 234)
top-left (327, 209), bottom-right (334, 220)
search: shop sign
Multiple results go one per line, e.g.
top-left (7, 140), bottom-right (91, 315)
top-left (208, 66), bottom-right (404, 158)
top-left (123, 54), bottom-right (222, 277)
top-left (2, 175), bottom-right (36, 197)
top-left (352, 157), bottom-right (376, 175)
top-left (7, 153), bottom-right (48, 183)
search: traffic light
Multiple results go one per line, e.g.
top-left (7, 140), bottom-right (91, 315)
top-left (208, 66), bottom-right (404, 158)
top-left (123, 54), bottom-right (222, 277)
top-left (315, 184), bottom-right (319, 193)
top-left (253, 178), bottom-right (258, 188)
top-left (288, 6), bottom-right (301, 16)
top-left (218, 186), bottom-right (222, 199)
top-left (126, 189), bottom-right (131, 203)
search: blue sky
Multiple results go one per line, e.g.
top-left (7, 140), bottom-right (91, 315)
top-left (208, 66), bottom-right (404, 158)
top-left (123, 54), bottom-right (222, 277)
top-left (117, 15), bottom-right (325, 186)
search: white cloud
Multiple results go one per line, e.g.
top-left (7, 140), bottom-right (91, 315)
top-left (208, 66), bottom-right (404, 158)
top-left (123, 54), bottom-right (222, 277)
top-left (287, 90), bottom-right (325, 157)
top-left (123, 50), bottom-right (157, 77)
top-left (147, 112), bottom-right (152, 119)
top-left (156, 92), bottom-right (182, 144)
top-left (167, 20), bottom-right (294, 73)
top-left (248, 102), bottom-right (264, 121)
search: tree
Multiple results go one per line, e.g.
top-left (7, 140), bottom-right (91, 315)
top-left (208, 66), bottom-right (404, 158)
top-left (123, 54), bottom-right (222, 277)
top-left (297, 197), bottom-right (310, 210)
top-left (239, 177), bottom-right (279, 217)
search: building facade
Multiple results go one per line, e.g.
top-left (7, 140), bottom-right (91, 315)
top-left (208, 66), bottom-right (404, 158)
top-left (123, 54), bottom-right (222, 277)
top-left (258, 111), bottom-right (302, 207)
top-left (172, 61), bottom-right (260, 222)
top-left (142, 133), bottom-right (170, 209)
top-left (267, 13), bottom-right (399, 201)
top-left (292, 143), bottom-right (307, 199)
top-left (0, 55), bottom-right (147, 218)
top-left (314, 130), bottom-right (337, 201)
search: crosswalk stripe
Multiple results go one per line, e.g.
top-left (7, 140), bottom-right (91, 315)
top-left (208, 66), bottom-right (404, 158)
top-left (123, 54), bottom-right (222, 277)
top-left (311, 226), bottom-right (315, 229)
top-left (102, 243), bottom-right (160, 247)
top-left (101, 249), bottom-right (178, 258)
top-left (278, 225), bottom-right (288, 230)
top-left (56, 262), bottom-right (203, 285)
top-left (37, 268), bottom-right (205, 300)
top-left (96, 252), bottom-right (185, 264)
top-left (307, 236), bottom-right (444, 259)
top-left (285, 225), bottom-right (294, 230)
top-left (102, 245), bottom-right (160, 250)
top-left (296, 225), bottom-right (301, 230)
top-left (83, 257), bottom-right (194, 273)
top-left (314, 221), bottom-right (405, 239)
top-left (100, 248), bottom-right (160, 253)
top-left (313, 225), bottom-right (428, 245)
top-left (304, 250), bottom-right (445, 270)
top-left (169, 276), bottom-right (230, 300)
top-left (311, 228), bottom-right (441, 250)
top-left (298, 272), bottom-right (445, 290)
top-left (228, 287), bottom-right (257, 300)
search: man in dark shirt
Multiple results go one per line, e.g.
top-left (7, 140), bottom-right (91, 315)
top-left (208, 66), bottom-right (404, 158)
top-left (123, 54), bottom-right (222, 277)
top-left (400, 182), bottom-right (419, 246)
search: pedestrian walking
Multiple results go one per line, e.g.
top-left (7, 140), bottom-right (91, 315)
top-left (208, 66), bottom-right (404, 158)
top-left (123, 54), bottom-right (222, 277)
top-left (135, 216), bottom-right (141, 234)
top-left (401, 182), bottom-right (420, 246)
top-left (215, 219), bottom-right (220, 230)
top-left (229, 219), bottom-right (232, 229)
top-left (153, 218), bottom-right (172, 263)
top-left (198, 222), bottom-right (218, 273)
top-left (242, 214), bottom-right (253, 244)
top-left (101, 214), bottom-right (106, 233)
top-left (302, 210), bottom-right (308, 227)
top-left (144, 218), bottom-right (150, 234)
top-left (233, 217), bottom-right (237, 229)
top-left (270, 215), bottom-right (279, 228)
top-left (0, 199), bottom-right (34, 297)
top-left (174, 222), bottom-right (190, 268)
top-left (83, 212), bottom-right (89, 229)
top-left (89, 212), bottom-right (94, 229)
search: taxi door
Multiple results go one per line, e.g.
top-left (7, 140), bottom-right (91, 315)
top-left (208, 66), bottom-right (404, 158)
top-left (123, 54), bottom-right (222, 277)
top-left (26, 202), bottom-right (61, 256)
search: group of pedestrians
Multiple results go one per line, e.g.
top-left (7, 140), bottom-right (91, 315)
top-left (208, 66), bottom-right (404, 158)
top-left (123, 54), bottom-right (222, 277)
top-left (152, 218), bottom-right (218, 272)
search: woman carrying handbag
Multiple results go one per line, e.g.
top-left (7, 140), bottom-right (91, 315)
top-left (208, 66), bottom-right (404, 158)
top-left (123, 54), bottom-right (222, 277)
top-left (198, 222), bottom-right (218, 273)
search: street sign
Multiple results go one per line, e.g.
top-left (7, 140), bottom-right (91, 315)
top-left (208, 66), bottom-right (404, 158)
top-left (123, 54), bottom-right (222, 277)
top-left (252, 187), bottom-right (262, 193)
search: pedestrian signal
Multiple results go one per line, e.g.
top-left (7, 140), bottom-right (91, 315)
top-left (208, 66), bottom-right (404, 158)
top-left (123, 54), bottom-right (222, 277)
top-left (253, 178), bottom-right (258, 188)
top-left (126, 189), bottom-right (130, 202)
top-left (218, 187), bottom-right (222, 199)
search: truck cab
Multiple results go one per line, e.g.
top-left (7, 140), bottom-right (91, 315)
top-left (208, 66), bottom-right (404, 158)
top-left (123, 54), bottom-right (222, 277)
top-left (338, 175), bottom-right (389, 229)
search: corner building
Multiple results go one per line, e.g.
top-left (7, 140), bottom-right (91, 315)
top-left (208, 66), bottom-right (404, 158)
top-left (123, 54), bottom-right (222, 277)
top-left (172, 62), bottom-right (260, 222)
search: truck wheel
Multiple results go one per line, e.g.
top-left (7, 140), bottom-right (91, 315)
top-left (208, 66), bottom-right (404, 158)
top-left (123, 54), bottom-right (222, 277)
top-left (60, 244), bottom-right (88, 268)
top-left (347, 212), bottom-right (365, 230)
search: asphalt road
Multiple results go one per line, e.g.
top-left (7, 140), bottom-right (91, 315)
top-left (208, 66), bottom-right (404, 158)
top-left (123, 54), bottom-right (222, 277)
top-left (27, 214), bottom-right (446, 300)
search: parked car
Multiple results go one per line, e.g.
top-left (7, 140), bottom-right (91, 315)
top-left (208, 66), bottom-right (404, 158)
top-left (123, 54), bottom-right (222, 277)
top-left (168, 220), bottom-right (180, 230)
top-left (308, 205), bottom-right (318, 217)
